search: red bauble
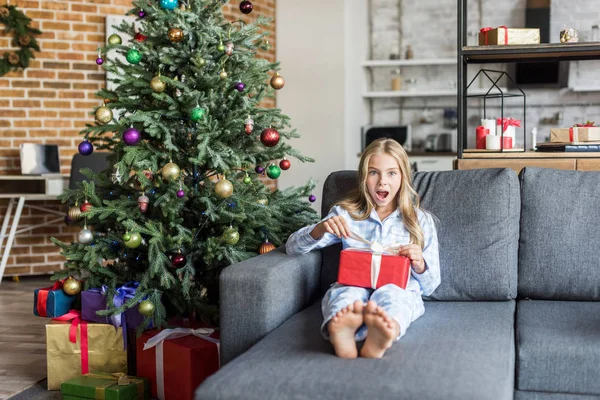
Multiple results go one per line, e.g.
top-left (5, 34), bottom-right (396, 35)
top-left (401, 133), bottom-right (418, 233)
top-left (134, 32), bottom-right (148, 42)
top-left (171, 253), bottom-right (186, 268)
top-left (279, 159), bottom-right (291, 170)
top-left (260, 128), bottom-right (280, 147)
top-left (80, 201), bottom-right (92, 212)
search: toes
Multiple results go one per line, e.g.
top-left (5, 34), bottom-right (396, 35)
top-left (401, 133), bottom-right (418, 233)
top-left (365, 300), bottom-right (378, 314)
top-left (353, 300), bottom-right (364, 313)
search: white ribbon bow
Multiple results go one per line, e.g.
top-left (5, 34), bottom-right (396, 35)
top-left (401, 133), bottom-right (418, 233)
top-left (347, 232), bottom-right (404, 289)
top-left (143, 328), bottom-right (220, 400)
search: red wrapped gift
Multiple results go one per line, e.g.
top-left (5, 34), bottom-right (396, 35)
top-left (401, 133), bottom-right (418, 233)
top-left (136, 326), bottom-right (219, 400)
top-left (338, 249), bottom-right (411, 289)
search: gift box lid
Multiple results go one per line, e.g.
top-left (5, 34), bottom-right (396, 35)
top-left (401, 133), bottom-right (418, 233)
top-left (61, 373), bottom-right (149, 400)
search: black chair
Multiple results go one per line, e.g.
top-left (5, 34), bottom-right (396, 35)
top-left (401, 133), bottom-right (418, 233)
top-left (69, 152), bottom-right (111, 190)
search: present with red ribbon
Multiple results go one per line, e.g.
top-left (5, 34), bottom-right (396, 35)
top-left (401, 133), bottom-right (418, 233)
top-left (33, 280), bottom-right (75, 318)
top-left (136, 326), bottom-right (220, 400)
top-left (550, 126), bottom-right (600, 143)
top-left (46, 310), bottom-right (127, 390)
top-left (478, 26), bottom-right (540, 46)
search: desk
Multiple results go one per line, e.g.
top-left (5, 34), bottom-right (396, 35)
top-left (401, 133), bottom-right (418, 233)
top-left (0, 175), bottom-right (69, 284)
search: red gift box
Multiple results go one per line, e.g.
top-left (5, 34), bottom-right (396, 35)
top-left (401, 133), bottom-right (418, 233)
top-left (136, 325), bottom-right (220, 400)
top-left (338, 249), bottom-right (411, 289)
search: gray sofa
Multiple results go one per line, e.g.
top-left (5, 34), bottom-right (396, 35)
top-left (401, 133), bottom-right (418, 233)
top-left (196, 167), bottom-right (600, 400)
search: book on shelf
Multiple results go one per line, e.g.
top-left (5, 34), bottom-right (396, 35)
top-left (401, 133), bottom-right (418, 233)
top-left (536, 141), bottom-right (600, 152)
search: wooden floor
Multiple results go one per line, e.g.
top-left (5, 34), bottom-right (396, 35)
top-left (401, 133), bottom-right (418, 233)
top-left (0, 276), bottom-right (51, 399)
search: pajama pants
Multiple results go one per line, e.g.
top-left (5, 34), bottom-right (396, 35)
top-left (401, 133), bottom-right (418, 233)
top-left (321, 283), bottom-right (425, 341)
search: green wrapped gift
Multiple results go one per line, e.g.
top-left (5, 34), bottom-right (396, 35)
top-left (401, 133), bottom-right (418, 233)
top-left (60, 372), bottom-right (149, 400)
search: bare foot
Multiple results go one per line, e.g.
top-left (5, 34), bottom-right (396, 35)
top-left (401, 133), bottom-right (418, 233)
top-left (360, 300), bottom-right (400, 359)
top-left (328, 300), bottom-right (365, 359)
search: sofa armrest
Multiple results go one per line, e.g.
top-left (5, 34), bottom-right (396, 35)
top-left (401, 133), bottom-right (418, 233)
top-left (219, 246), bottom-right (322, 365)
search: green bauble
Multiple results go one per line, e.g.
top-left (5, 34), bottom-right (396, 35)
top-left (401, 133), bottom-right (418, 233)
top-left (243, 176), bottom-right (252, 184)
top-left (222, 227), bottom-right (240, 245)
top-left (138, 300), bottom-right (155, 317)
top-left (190, 107), bottom-right (205, 122)
top-left (126, 49), bottom-right (142, 64)
top-left (197, 57), bottom-right (206, 67)
top-left (217, 43), bottom-right (225, 52)
top-left (266, 165), bottom-right (281, 179)
top-left (108, 34), bottom-right (122, 45)
top-left (124, 232), bottom-right (142, 248)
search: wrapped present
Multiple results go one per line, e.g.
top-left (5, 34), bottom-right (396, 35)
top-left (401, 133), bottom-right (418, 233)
top-left (61, 372), bottom-right (149, 400)
top-left (479, 26), bottom-right (540, 45)
top-left (550, 126), bottom-right (600, 143)
top-left (136, 327), bottom-right (220, 400)
top-left (46, 310), bottom-right (127, 390)
top-left (33, 280), bottom-right (75, 318)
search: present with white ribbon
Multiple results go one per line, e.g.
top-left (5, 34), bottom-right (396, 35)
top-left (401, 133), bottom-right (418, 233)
top-left (337, 232), bottom-right (412, 289)
top-left (136, 327), bottom-right (220, 400)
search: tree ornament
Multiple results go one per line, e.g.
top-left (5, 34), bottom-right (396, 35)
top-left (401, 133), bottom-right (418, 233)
top-left (240, 0), bottom-right (253, 14)
top-left (123, 127), bottom-right (142, 146)
top-left (219, 69), bottom-right (228, 79)
top-left (111, 166), bottom-right (123, 184)
top-left (134, 32), bottom-right (147, 42)
top-left (214, 178), bottom-right (233, 199)
top-left (95, 50), bottom-right (103, 65)
top-left (264, 40), bottom-right (271, 51)
top-left (260, 127), bottom-right (280, 147)
top-left (168, 27), bottom-right (184, 43)
top-left (222, 226), bottom-right (240, 245)
top-left (78, 140), bottom-right (93, 156)
top-left (78, 226), bottom-right (93, 244)
top-left (234, 81), bottom-right (246, 92)
top-left (123, 233), bottom-right (131, 241)
top-left (217, 41), bottom-right (225, 52)
top-left (171, 251), bottom-right (186, 268)
top-left (267, 164), bottom-right (281, 179)
top-left (257, 197), bottom-right (268, 206)
top-left (138, 300), bottom-right (155, 317)
top-left (80, 200), bottom-right (92, 212)
top-left (68, 204), bottom-right (82, 220)
top-left (177, 189), bottom-right (185, 198)
top-left (138, 9), bottom-right (146, 18)
top-left (309, 194), bottom-right (317, 203)
top-left (161, 161), bottom-right (181, 181)
top-left (279, 158), bottom-right (291, 170)
top-left (160, 0), bottom-right (179, 10)
top-left (225, 41), bottom-right (234, 56)
top-left (190, 106), bottom-right (205, 122)
top-left (196, 56), bottom-right (206, 67)
top-left (95, 106), bottom-right (113, 124)
top-left (138, 194), bottom-right (149, 213)
top-left (270, 73), bottom-right (285, 90)
top-left (124, 232), bottom-right (142, 249)
top-left (126, 48), bottom-right (142, 64)
top-left (255, 165), bottom-right (264, 174)
top-left (150, 75), bottom-right (166, 93)
top-left (174, 88), bottom-right (183, 98)
top-left (107, 33), bottom-right (122, 45)
top-left (244, 116), bottom-right (254, 134)
top-left (63, 277), bottom-right (82, 295)
top-left (259, 239), bottom-right (276, 254)
top-left (243, 175), bottom-right (252, 184)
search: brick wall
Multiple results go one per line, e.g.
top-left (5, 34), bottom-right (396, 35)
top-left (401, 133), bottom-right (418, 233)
top-left (0, 0), bottom-right (276, 277)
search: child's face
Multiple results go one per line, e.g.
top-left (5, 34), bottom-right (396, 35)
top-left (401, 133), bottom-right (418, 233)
top-left (366, 153), bottom-right (402, 212)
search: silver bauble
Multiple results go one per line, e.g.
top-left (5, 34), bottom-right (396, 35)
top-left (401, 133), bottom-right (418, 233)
top-left (78, 228), bottom-right (93, 244)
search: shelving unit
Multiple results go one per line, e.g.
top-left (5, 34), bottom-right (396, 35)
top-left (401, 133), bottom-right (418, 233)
top-left (364, 87), bottom-right (506, 99)
top-left (362, 58), bottom-right (456, 67)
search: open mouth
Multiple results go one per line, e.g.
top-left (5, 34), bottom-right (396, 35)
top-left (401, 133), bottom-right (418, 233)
top-left (376, 191), bottom-right (389, 201)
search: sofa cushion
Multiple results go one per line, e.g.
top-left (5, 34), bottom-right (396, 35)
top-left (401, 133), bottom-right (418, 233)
top-left (517, 300), bottom-right (600, 395)
top-left (518, 168), bottom-right (600, 300)
top-left (196, 300), bottom-right (516, 400)
top-left (320, 169), bottom-right (520, 300)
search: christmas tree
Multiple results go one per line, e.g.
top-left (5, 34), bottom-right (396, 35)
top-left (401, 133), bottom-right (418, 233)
top-left (51, 0), bottom-right (318, 328)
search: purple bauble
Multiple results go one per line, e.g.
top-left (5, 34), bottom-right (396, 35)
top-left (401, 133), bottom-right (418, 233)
top-left (123, 128), bottom-right (141, 146)
top-left (239, 0), bottom-right (253, 14)
top-left (309, 195), bottom-right (317, 203)
top-left (96, 57), bottom-right (104, 65)
top-left (138, 10), bottom-right (146, 18)
top-left (234, 82), bottom-right (246, 92)
top-left (255, 165), bottom-right (264, 174)
top-left (78, 140), bottom-right (94, 155)
top-left (177, 189), bottom-right (185, 198)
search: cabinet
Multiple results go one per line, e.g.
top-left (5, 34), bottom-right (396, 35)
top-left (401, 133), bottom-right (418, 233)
top-left (456, 0), bottom-right (600, 171)
top-left (410, 154), bottom-right (455, 172)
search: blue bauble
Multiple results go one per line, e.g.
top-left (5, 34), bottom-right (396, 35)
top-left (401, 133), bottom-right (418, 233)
top-left (160, 0), bottom-right (178, 10)
top-left (78, 140), bottom-right (93, 156)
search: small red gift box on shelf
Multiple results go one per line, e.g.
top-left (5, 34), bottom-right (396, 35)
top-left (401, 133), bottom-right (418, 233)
top-left (337, 249), bottom-right (411, 290)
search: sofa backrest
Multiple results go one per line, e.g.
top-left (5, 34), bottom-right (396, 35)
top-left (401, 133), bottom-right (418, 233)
top-left (321, 168), bottom-right (520, 301)
top-left (518, 167), bottom-right (600, 300)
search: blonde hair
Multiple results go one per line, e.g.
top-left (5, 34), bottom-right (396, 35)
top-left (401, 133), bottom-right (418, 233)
top-left (336, 138), bottom-right (425, 248)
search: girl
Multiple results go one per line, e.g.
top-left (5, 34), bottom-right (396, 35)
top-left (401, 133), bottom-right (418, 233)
top-left (286, 138), bottom-right (440, 359)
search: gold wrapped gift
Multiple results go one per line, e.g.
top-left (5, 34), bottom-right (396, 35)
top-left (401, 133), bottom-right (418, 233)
top-left (46, 320), bottom-right (127, 390)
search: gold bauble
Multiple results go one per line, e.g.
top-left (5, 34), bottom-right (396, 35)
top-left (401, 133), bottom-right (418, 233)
top-left (214, 179), bottom-right (233, 199)
top-left (168, 27), bottom-right (185, 43)
top-left (257, 197), bottom-right (269, 206)
top-left (150, 76), bottom-right (166, 93)
top-left (259, 240), bottom-right (276, 254)
top-left (161, 162), bottom-right (181, 181)
top-left (95, 106), bottom-right (113, 124)
top-left (68, 205), bottom-right (82, 220)
top-left (219, 70), bottom-right (228, 79)
top-left (138, 300), bottom-right (155, 317)
top-left (270, 73), bottom-right (285, 90)
top-left (63, 277), bottom-right (81, 295)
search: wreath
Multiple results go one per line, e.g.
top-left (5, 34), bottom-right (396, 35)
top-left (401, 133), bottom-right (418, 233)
top-left (0, 4), bottom-right (41, 77)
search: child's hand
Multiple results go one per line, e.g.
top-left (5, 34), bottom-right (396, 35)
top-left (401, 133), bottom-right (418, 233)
top-left (310, 215), bottom-right (351, 240)
top-left (398, 244), bottom-right (425, 273)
